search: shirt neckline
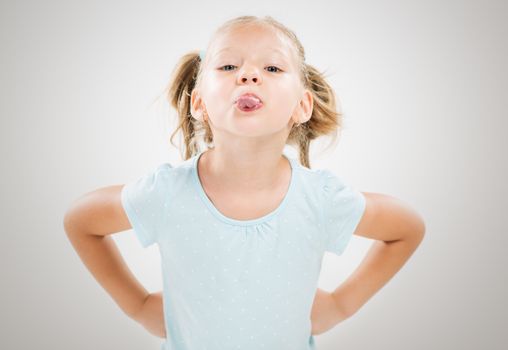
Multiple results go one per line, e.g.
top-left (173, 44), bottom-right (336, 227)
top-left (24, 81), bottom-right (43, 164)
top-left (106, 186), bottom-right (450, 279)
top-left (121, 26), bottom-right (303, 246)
top-left (191, 149), bottom-right (297, 227)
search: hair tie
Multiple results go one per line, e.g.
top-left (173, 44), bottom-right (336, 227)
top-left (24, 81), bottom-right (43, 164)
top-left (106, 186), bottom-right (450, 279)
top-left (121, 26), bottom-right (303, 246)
top-left (199, 50), bottom-right (206, 60)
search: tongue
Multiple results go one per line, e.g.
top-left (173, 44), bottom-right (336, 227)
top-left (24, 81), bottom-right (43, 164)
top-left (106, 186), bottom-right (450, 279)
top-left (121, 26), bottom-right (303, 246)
top-left (237, 96), bottom-right (261, 109)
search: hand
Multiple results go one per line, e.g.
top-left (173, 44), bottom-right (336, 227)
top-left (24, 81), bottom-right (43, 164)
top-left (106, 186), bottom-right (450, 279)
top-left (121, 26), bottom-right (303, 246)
top-left (310, 288), bottom-right (348, 335)
top-left (133, 291), bottom-right (166, 339)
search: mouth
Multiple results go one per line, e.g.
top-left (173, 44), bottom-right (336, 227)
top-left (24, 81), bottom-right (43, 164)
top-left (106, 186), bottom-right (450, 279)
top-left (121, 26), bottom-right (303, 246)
top-left (235, 102), bottom-right (264, 112)
top-left (235, 93), bottom-right (264, 112)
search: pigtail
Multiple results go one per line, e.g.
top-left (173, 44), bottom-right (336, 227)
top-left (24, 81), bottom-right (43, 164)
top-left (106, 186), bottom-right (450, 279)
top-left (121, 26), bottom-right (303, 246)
top-left (287, 63), bottom-right (342, 169)
top-left (162, 15), bottom-right (346, 170)
top-left (165, 51), bottom-right (212, 161)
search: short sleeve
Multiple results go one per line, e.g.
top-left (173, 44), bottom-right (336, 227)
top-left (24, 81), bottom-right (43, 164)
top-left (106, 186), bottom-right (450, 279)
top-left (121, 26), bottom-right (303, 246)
top-left (320, 170), bottom-right (366, 256)
top-left (121, 163), bottom-right (172, 248)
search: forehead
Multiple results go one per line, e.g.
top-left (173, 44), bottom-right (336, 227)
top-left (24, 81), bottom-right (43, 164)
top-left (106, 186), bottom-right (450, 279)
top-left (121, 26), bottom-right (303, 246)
top-left (209, 25), bottom-right (296, 62)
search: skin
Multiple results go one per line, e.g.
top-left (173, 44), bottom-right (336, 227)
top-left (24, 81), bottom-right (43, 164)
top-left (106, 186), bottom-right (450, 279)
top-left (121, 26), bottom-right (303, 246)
top-left (190, 24), bottom-right (313, 195)
top-left (311, 193), bottom-right (426, 335)
top-left (190, 24), bottom-right (426, 337)
top-left (64, 23), bottom-right (426, 342)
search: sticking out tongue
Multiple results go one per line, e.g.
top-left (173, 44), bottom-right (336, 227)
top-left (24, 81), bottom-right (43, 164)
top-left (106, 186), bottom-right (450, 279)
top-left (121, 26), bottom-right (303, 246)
top-left (237, 96), bottom-right (262, 110)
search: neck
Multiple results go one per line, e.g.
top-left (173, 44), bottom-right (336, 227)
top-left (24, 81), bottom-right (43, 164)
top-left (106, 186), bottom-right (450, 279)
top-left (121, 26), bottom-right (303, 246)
top-left (199, 145), bottom-right (289, 193)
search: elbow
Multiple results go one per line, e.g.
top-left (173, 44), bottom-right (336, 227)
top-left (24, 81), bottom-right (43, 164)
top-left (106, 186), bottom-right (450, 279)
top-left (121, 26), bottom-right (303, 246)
top-left (407, 206), bottom-right (426, 243)
top-left (398, 215), bottom-right (426, 246)
top-left (63, 209), bottom-right (75, 236)
top-left (415, 212), bottom-right (427, 242)
top-left (407, 217), bottom-right (426, 246)
top-left (63, 202), bottom-right (82, 236)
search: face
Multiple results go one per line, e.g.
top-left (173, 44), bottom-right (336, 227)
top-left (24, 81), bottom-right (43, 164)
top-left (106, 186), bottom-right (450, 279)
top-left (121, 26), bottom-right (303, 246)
top-left (191, 25), bottom-right (313, 140)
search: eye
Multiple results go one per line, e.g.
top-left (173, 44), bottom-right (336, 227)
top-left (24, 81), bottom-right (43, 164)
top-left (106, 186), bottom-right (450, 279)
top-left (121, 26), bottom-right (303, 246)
top-left (218, 65), bottom-right (283, 73)
top-left (266, 66), bottom-right (282, 73)
top-left (219, 64), bottom-right (236, 71)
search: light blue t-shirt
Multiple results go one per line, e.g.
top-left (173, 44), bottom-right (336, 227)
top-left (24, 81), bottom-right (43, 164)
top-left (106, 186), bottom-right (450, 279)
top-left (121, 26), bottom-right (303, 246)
top-left (121, 149), bottom-right (366, 350)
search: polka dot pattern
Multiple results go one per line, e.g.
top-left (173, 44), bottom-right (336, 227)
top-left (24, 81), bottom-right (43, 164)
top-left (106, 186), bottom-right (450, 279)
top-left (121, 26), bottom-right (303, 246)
top-left (121, 154), bottom-right (363, 350)
top-left (320, 169), bottom-right (367, 256)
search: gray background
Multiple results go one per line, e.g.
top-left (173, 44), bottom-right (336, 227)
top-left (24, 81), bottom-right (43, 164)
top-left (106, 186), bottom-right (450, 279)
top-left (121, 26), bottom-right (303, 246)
top-left (1, 0), bottom-right (506, 349)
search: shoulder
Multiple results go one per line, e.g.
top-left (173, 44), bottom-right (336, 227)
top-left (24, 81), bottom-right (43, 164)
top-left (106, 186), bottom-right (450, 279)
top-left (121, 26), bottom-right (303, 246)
top-left (136, 162), bottom-right (175, 184)
top-left (293, 162), bottom-right (347, 197)
top-left (122, 161), bottom-right (182, 195)
top-left (291, 160), bottom-right (327, 189)
top-left (300, 165), bottom-right (364, 211)
top-left (138, 158), bottom-right (192, 180)
top-left (289, 162), bottom-right (354, 211)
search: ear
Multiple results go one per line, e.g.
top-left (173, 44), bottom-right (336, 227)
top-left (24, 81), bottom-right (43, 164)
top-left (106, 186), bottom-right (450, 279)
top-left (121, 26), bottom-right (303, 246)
top-left (292, 89), bottom-right (313, 124)
top-left (190, 89), bottom-right (206, 122)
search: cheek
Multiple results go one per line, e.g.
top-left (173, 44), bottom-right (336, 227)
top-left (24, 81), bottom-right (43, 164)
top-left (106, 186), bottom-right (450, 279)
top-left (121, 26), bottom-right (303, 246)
top-left (203, 83), bottom-right (224, 100)
top-left (210, 76), bottom-right (233, 93)
top-left (201, 82), bottom-right (232, 111)
top-left (272, 89), bottom-right (299, 114)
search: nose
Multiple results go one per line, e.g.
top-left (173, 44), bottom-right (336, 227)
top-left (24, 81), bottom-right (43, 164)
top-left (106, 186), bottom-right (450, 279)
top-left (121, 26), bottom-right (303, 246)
top-left (238, 67), bottom-right (261, 85)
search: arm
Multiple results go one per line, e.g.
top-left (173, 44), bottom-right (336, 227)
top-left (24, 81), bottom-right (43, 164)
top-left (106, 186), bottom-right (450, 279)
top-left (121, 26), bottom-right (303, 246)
top-left (311, 192), bottom-right (425, 335)
top-left (332, 191), bottom-right (426, 318)
top-left (63, 185), bottom-right (149, 320)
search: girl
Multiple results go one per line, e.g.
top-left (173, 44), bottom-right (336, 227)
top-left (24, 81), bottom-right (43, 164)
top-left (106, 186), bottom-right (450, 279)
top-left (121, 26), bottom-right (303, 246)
top-left (64, 15), bottom-right (425, 350)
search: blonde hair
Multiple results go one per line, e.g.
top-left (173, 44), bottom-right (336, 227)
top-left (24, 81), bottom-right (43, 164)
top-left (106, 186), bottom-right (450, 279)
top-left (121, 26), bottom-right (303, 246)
top-left (165, 15), bottom-right (343, 169)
